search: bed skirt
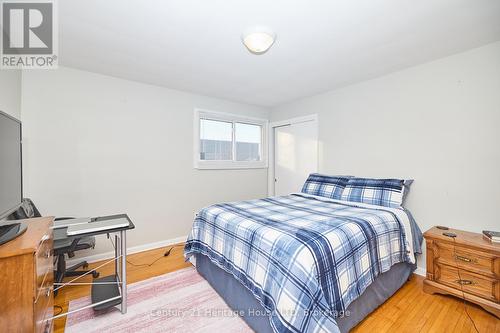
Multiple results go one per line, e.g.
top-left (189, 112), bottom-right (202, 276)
top-left (195, 253), bottom-right (415, 333)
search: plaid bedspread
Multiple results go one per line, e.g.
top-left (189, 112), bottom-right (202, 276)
top-left (184, 194), bottom-right (415, 333)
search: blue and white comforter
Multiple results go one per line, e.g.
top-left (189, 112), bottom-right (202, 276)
top-left (184, 193), bottom-right (418, 333)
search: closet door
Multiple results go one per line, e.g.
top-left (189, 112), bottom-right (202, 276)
top-left (274, 120), bottom-right (318, 196)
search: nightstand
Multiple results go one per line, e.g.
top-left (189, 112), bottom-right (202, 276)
top-left (423, 226), bottom-right (500, 318)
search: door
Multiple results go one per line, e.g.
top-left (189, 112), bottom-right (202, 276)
top-left (274, 120), bottom-right (318, 196)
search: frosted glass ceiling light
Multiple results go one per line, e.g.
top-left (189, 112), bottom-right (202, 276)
top-left (242, 27), bottom-right (276, 54)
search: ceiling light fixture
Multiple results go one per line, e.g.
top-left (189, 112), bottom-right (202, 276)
top-left (241, 26), bottom-right (276, 54)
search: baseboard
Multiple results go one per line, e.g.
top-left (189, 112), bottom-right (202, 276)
top-left (414, 266), bottom-right (426, 277)
top-left (67, 235), bottom-right (188, 267)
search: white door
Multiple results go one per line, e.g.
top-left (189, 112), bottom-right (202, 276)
top-left (274, 120), bottom-right (318, 196)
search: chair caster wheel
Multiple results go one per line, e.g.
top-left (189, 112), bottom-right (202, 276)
top-left (92, 271), bottom-right (100, 278)
top-left (83, 263), bottom-right (89, 269)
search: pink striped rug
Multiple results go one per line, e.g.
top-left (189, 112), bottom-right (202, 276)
top-left (65, 267), bottom-right (252, 333)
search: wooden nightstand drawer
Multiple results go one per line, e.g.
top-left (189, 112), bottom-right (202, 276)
top-left (423, 226), bottom-right (500, 318)
top-left (435, 264), bottom-right (498, 301)
top-left (435, 242), bottom-right (498, 278)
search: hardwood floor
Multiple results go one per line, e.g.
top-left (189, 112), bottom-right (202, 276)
top-left (54, 245), bottom-right (499, 333)
top-left (351, 276), bottom-right (499, 333)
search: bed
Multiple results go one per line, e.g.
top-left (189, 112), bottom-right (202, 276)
top-left (185, 177), bottom-right (422, 333)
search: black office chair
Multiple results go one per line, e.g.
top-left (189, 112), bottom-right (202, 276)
top-left (10, 199), bottom-right (99, 295)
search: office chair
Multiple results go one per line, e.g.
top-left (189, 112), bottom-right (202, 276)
top-left (11, 199), bottom-right (99, 295)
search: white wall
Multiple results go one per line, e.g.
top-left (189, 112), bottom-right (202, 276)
top-left (21, 67), bottom-right (269, 255)
top-left (0, 70), bottom-right (22, 119)
top-left (270, 42), bottom-right (500, 272)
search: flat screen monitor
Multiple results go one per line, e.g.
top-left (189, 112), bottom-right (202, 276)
top-left (0, 111), bottom-right (22, 219)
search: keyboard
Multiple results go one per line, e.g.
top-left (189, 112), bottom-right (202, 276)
top-left (66, 218), bottom-right (130, 236)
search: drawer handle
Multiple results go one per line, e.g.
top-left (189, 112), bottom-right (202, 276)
top-left (39, 234), bottom-right (49, 245)
top-left (455, 255), bottom-right (476, 263)
top-left (455, 279), bottom-right (474, 285)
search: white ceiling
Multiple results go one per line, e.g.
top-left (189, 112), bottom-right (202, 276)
top-left (60, 0), bottom-right (500, 107)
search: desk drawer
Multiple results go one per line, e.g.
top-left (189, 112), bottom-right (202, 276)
top-left (436, 264), bottom-right (499, 301)
top-left (35, 232), bottom-right (53, 302)
top-left (36, 267), bottom-right (54, 305)
top-left (35, 281), bottom-right (53, 333)
top-left (435, 241), bottom-right (498, 278)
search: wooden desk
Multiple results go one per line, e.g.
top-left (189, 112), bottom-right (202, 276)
top-left (0, 217), bottom-right (55, 333)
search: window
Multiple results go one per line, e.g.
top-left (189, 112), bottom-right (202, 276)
top-left (235, 122), bottom-right (262, 161)
top-left (200, 119), bottom-right (233, 161)
top-left (194, 109), bottom-right (268, 169)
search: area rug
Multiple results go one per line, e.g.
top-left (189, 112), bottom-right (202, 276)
top-left (65, 267), bottom-right (252, 332)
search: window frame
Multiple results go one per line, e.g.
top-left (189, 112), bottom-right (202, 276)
top-left (194, 109), bottom-right (268, 169)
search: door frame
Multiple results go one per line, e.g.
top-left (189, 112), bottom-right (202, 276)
top-left (268, 114), bottom-right (319, 196)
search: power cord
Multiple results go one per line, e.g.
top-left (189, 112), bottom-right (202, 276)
top-left (108, 237), bottom-right (184, 268)
top-left (447, 234), bottom-right (480, 333)
top-left (126, 254), bottom-right (167, 268)
top-left (163, 244), bottom-right (185, 257)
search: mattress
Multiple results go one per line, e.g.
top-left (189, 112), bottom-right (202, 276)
top-left (195, 253), bottom-right (416, 333)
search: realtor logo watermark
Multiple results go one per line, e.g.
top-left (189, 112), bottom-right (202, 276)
top-left (1, 0), bottom-right (58, 69)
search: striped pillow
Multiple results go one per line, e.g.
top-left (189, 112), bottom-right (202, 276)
top-left (301, 173), bottom-right (352, 200)
top-left (340, 177), bottom-right (405, 208)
